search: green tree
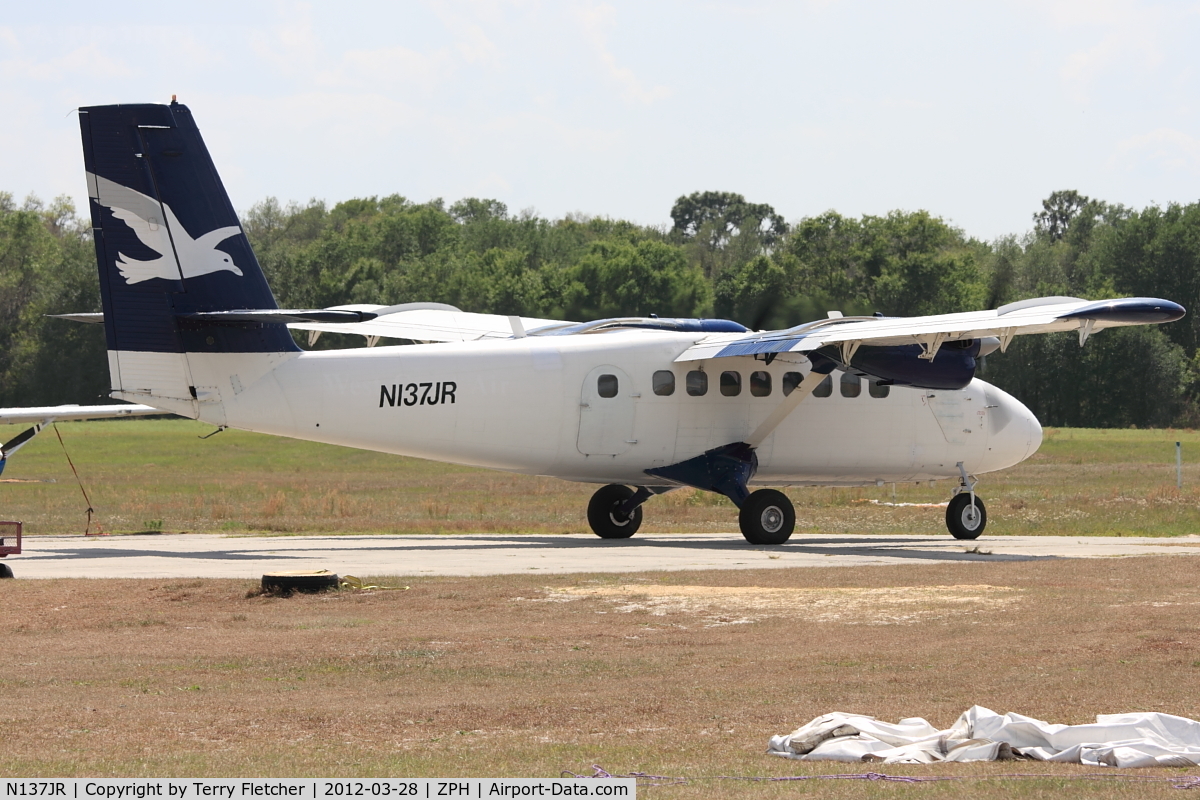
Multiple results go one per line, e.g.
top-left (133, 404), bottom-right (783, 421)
top-left (782, 210), bottom-right (985, 318)
top-left (713, 255), bottom-right (792, 329)
top-left (670, 190), bottom-right (787, 279)
top-left (1084, 202), bottom-right (1200, 355)
top-left (983, 326), bottom-right (1189, 428)
top-left (0, 194), bottom-right (108, 406)
top-left (860, 211), bottom-right (985, 316)
top-left (565, 240), bottom-right (711, 320)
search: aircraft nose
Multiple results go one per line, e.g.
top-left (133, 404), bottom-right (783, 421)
top-left (1025, 402), bottom-right (1044, 457)
top-left (982, 383), bottom-right (1042, 470)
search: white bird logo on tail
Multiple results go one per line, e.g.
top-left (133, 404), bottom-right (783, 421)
top-left (88, 173), bottom-right (243, 284)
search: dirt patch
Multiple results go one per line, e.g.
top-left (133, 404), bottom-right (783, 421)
top-left (543, 584), bottom-right (1020, 626)
top-left (1, 556), bottom-right (1199, 797)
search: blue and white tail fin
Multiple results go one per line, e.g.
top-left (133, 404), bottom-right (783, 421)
top-left (79, 101), bottom-right (298, 416)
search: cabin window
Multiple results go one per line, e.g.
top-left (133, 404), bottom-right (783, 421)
top-left (653, 370), bottom-right (675, 396)
top-left (686, 370), bottom-right (708, 396)
top-left (782, 372), bottom-right (802, 396)
top-left (750, 371), bottom-right (771, 397)
top-left (840, 372), bottom-right (862, 398)
top-left (597, 374), bottom-right (618, 398)
top-left (869, 379), bottom-right (891, 398)
top-left (813, 375), bottom-right (832, 397)
top-left (720, 371), bottom-right (741, 396)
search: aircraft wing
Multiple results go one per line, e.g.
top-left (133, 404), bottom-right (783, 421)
top-left (674, 296), bottom-right (1187, 362)
top-left (51, 304), bottom-right (575, 344)
top-left (0, 404), bottom-right (166, 425)
top-left (282, 304), bottom-right (571, 343)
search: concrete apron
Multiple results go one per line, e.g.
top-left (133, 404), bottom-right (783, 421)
top-left (6, 533), bottom-right (1200, 579)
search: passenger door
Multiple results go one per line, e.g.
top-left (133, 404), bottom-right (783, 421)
top-left (578, 365), bottom-right (637, 456)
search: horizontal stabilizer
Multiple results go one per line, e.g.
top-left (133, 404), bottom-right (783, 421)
top-left (49, 312), bottom-right (104, 324)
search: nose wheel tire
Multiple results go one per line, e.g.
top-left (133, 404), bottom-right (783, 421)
top-left (739, 489), bottom-right (795, 545)
top-left (587, 484), bottom-right (643, 539)
top-left (946, 493), bottom-right (987, 539)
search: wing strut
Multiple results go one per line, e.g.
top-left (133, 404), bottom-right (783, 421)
top-left (745, 362), bottom-right (836, 447)
top-left (0, 422), bottom-right (49, 478)
top-left (1078, 318), bottom-right (1096, 346)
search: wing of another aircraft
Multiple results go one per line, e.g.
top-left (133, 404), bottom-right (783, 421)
top-left (673, 296), bottom-right (1187, 363)
top-left (0, 404), bottom-right (167, 477)
top-left (0, 404), bottom-right (165, 425)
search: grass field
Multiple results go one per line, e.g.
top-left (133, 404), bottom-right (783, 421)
top-left (2, 419), bottom-right (1200, 537)
top-left (3, 556), bottom-right (1200, 797)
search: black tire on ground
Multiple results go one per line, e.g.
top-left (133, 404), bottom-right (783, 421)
top-left (261, 570), bottom-right (339, 595)
top-left (587, 484), bottom-right (643, 539)
top-left (946, 493), bottom-right (987, 540)
top-left (739, 489), bottom-right (795, 545)
top-left (0, 563), bottom-right (13, 579)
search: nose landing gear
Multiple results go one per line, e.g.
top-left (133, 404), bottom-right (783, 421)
top-left (946, 462), bottom-right (986, 539)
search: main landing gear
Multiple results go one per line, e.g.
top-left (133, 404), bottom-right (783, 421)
top-left (585, 484), bottom-right (796, 545)
top-left (586, 484), bottom-right (643, 539)
top-left (739, 489), bottom-right (795, 545)
top-left (946, 462), bottom-right (986, 540)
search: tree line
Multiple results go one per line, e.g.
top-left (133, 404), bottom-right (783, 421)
top-left (2, 188), bottom-right (1198, 428)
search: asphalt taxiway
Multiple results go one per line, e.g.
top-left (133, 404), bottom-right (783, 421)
top-left (5, 532), bottom-right (1200, 579)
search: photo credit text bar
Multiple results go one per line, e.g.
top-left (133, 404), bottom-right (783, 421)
top-left (2, 781), bottom-right (634, 800)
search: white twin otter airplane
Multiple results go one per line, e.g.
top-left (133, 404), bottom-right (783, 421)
top-left (0, 102), bottom-right (1186, 544)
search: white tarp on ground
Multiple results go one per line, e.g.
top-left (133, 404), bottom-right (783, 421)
top-left (768, 707), bottom-right (1200, 767)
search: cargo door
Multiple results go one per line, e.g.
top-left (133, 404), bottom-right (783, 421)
top-left (925, 388), bottom-right (985, 445)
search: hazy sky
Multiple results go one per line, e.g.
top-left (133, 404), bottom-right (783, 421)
top-left (3, 0), bottom-right (1198, 240)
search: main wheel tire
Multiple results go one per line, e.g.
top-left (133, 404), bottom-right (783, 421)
top-left (946, 493), bottom-right (987, 539)
top-left (739, 489), bottom-right (795, 545)
top-left (587, 484), bottom-right (643, 539)
top-left (0, 563), bottom-right (13, 579)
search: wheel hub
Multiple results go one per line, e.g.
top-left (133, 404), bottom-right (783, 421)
top-left (760, 506), bottom-right (784, 534)
top-left (608, 507), bottom-right (632, 527)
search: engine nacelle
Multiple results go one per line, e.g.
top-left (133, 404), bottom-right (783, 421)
top-left (831, 339), bottom-right (983, 390)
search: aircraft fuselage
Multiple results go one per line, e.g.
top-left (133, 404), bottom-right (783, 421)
top-left (153, 329), bottom-right (1042, 488)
